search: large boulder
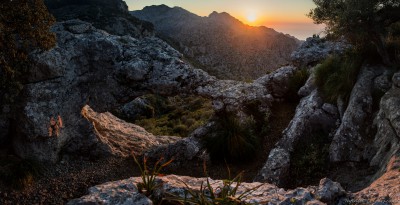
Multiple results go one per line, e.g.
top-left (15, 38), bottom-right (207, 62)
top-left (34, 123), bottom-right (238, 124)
top-left (255, 87), bottom-right (339, 186)
top-left (329, 65), bottom-right (385, 162)
top-left (67, 178), bottom-right (152, 205)
top-left (291, 36), bottom-right (350, 67)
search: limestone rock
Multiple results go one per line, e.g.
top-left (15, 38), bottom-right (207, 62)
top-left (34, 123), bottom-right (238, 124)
top-left (144, 122), bottom-right (215, 165)
top-left (13, 19), bottom-right (286, 162)
top-left (330, 65), bottom-right (385, 162)
top-left (369, 72), bottom-right (400, 179)
top-left (81, 105), bottom-right (179, 157)
top-left (254, 148), bottom-right (290, 186)
top-left (315, 178), bottom-right (346, 205)
top-left (45, 0), bottom-right (154, 38)
top-left (255, 86), bottom-right (338, 186)
top-left (291, 36), bottom-right (350, 67)
top-left (115, 97), bottom-right (153, 121)
top-left (69, 175), bottom-right (330, 204)
top-left (254, 65), bottom-right (298, 98)
top-left (67, 178), bottom-right (152, 205)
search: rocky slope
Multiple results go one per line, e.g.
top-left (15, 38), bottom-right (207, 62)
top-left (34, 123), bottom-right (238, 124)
top-left (2, 19), bottom-right (296, 163)
top-left (45, 0), bottom-right (154, 38)
top-left (131, 5), bottom-right (300, 81)
top-left (1, 1), bottom-right (399, 203)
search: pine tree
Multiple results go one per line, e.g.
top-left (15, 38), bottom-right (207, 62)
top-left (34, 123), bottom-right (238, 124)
top-left (0, 0), bottom-right (56, 103)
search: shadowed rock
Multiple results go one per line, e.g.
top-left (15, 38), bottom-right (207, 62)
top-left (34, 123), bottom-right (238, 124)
top-left (11, 19), bottom-right (295, 162)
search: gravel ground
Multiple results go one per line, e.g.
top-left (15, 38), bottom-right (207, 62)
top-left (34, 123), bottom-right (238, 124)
top-left (0, 156), bottom-right (139, 205)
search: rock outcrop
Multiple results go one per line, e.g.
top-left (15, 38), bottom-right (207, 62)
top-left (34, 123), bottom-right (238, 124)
top-left (132, 5), bottom-right (300, 81)
top-left (255, 87), bottom-right (339, 186)
top-left (81, 105), bottom-right (179, 157)
top-left (369, 72), bottom-right (400, 179)
top-left (330, 65), bottom-right (385, 162)
top-left (290, 36), bottom-right (350, 67)
top-left (68, 175), bottom-right (346, 205)
top-left (9, 19), bottom-right (298, 162)
top-left (45, 0), bottom-right (153, 38)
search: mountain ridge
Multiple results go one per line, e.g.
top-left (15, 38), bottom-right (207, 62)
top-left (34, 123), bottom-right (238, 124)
top-left (131, 5), bottom-right (301, 81)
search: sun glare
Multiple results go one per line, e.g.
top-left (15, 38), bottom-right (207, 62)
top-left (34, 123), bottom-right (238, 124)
top-left (246, 13), bottom-right (257, 23)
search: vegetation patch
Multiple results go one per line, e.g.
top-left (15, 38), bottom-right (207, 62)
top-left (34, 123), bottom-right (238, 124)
top-left (287, 131), bottom-right (331, 188)
top-left (135, 94), bottom-right (214, 137)
top-left (203, 110), bottom-right (260, 163)
top-left (287, 68), bottom-right (310, 102)
top-left (315, 50), bottom-right (362, 104)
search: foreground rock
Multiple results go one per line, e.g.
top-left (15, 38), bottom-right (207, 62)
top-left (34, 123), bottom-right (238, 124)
top-left (68, 175), bottom-right (346, 205)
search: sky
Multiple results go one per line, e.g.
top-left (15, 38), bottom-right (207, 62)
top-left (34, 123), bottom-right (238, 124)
top-left (125, 0), bottom-right (325, 40)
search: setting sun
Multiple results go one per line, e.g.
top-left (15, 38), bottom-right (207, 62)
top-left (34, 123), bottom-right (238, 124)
top-left (246, 13), bottom-right (257, 23)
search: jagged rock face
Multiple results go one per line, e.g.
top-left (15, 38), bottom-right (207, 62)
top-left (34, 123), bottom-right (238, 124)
top-left (290, 37), bottom-right (350, 67)
top-left (329, 65), bottom-right (385, 162)
top-left (255, 88), bottom-right (339, 186)
top-left (369, 72), bottom-right (400, 178)
top-left (132, 5), bottom-right (300, 81)
top-left (68, 175), bottom-right (346, 205)
top-left (12, 19), bottom-right (292, 162)
top-left (45, 0), bottom-right (154, 38)
top-left (14, 20), bottom-right (192, 162)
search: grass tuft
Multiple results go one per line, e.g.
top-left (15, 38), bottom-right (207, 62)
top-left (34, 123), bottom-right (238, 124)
top-left (315, 50), bottom-right (362, 104)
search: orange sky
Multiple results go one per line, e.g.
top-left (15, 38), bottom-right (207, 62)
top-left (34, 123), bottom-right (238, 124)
top-left (126, 0), bottom-right (325, 40)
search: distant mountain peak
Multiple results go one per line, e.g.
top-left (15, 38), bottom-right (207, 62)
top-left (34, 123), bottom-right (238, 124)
top-left (131, 6), bottom-right (300, 80)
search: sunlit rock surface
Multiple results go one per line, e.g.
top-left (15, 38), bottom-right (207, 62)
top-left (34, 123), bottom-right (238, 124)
top-left (68, 175), bottom-right (348, 205)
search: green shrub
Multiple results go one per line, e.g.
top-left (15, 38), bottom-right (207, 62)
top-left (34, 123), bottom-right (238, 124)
top-left (287, 68), bottom-right (310, 101)
top-left (135, 95), bottom-right (213, 137)
top-left (166, 165), bottom-right (261, 205)
top-left (288, 131), bottom-right (330, 188)
top-left (132, 153), bottom-right (173, 202)
top-left (203, 111), bottom-right (259, 162)
top-left (315, 51), bottom-right (362, 103)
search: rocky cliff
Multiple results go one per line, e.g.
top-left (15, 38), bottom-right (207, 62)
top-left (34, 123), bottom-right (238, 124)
top-left (131, 5), bottom-right (300, 81)
top-left (5, 19), bottom-right (293, 163)
top-left (45, 0), bottom-right (154, 38)
top-left (1, 2), bottom-right (399, 203)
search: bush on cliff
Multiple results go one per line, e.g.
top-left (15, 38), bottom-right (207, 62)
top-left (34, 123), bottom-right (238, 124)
top-left (203, 111), bottom-right (259, 163)
top-left (315, 51), bottom-right (362, 103)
